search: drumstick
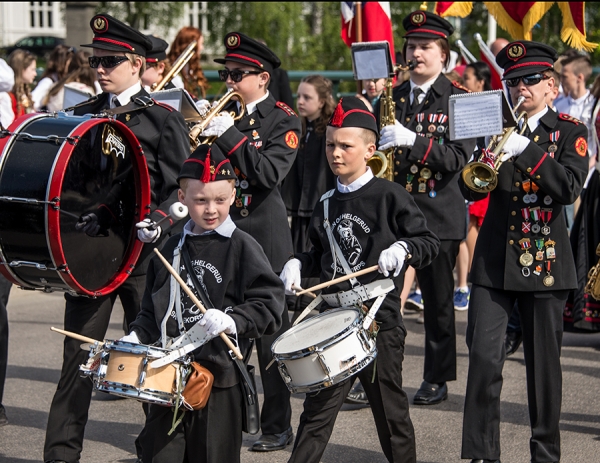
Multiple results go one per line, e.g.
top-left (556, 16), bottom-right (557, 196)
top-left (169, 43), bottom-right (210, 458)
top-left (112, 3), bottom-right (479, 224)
top-left (153, 248), bottom-right (243, 360)
top-left (292, 285), bottom-right (316, 298)
top-left (295, 265), bottom-right (380, 296)
top-left (50, 327), bottom-right (104, 346)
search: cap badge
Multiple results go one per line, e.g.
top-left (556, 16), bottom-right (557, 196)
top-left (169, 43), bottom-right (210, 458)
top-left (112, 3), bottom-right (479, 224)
top-left (93, 16), bottom-right (108, 33)
top-left (507, 43), bottom-right (525, 61)
top-left (411, 12), bottom-right (426, 26)
top-left (227, 34), bottom-right (240, 48)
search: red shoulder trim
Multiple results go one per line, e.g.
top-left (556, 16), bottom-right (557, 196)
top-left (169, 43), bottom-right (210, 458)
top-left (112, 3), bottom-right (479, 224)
top-left (558, 113), bottom-right (581, 125)
top-left (276, 101), bottom-right (297, 117)
top-left (452, 81), bottom-right (470, 93)
top-left (153, 100), bottom-right (174, 112)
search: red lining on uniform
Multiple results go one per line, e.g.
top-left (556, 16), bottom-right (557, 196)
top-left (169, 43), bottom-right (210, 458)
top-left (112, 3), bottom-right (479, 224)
top-left (421, 138), bottom-right (433, 163)
top-left (154, 101), bottom-right (174, 112)
top-left (228, 137), bottom-right (248, 156)
top-left (225, 53), bottom-right (263, 68)
top-left (529, 152), bottom-right (547, 176)
top-left (93, 37), bottom-right (134, 51)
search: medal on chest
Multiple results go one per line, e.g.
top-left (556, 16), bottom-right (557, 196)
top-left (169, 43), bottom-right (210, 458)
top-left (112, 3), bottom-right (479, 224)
top-left (519, 238), bottom-right (533, 276)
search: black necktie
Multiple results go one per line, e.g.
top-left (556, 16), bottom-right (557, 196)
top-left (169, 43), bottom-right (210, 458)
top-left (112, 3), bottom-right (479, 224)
top-left (521, 123), bottom-right (531, 138)
top-left (112, 97), bottom-right (121, 108)
top-left (412, 87), bottom-right (423, 108)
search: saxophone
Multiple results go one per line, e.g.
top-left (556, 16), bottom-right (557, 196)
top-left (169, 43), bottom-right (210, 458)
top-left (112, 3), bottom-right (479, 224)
top-left (584, 243), bottom-right (600, 300)
top-left (367, 61), bottom-right (415, 181)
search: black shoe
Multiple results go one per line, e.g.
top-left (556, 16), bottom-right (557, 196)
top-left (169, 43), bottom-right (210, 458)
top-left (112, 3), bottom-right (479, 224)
top-left (504, 331), bottom-right (522, 357)
top-left (0, 404), bottom-right (7, 426)
top-left (250, 427), bottom-right (293, 452)
top-left (344, 382), bottom-right (369, 405)
top-left (470, 460), bottom-right (500, 463)
top-left (413, 381), bottom-right (448, 405)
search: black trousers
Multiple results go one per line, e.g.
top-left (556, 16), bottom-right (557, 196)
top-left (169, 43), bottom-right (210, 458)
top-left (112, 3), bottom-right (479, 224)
top-left (461, 284), bottom-right (566, 462)
top-left (0, 274), bottom-right (12, 405)
top-left (288, 325), bottom-right (416, 463)
top-left (140, 385), bottom-right (243, 463)
top-left (43, 274), bottom-right (146, 463)
top-left (255, 307), bottom-right (292, 434)
top-left (415, 239), bottom-right (461, 384)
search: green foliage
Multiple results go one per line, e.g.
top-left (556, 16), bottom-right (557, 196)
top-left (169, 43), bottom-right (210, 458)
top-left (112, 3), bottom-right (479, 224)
top-left (97, 2), bottom-right (186, 35)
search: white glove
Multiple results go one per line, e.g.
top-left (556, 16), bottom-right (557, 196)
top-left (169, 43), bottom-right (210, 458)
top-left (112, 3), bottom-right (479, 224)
top-left (201, 112), bottom-right (235, 138)
top-left (75, 213), bottom-right (100, 236)
top-left (136, 218), bottom-right (162, 243)
top-left (378, 241), bottom-right (409, 277)
top-left (280, 258), bottom-right (302, 295)
top-left (499, 133), bottom-right (531, 162)
top-left (379, 120), bottom-right (417, 150)
top-left (199, 309), bottom-right (236, 336)
top-left (120, 331), bottom-right (140, 344)
top-left (195, 99), bottom-right (210, 115)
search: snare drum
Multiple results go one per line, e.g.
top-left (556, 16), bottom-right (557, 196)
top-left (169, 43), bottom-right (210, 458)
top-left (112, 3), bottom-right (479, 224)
top-left (81, 340), bottom-right (189, 406)
top-left (271, 308), bottom-right (377, 393)
top-left (0, 113), bottom-right (151, 296)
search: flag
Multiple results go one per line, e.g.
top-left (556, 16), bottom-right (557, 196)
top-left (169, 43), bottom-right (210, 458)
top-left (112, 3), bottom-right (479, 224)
top-left (434, 2), bottom-right (473, 18)
top-left (474, 34), bottom-right (504, 91)
top-left (341, 2), bottom-right (395, 63)
top-left (557, 2), bottom-right (598, 52)
top-left (483, 2), bottom-right (553, 40)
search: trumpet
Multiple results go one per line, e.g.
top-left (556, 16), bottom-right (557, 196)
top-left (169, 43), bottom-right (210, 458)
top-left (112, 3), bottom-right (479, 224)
top-left (367, 61), bottom-right (416, 180)
top-left (188, 89), bottom-right (246, 150)
top-left (462, 96), bottom-right (528, 193)
top-left (152, 41), bottom-right (197, 92)
top-left (585, 243), bottom-right (600, 300)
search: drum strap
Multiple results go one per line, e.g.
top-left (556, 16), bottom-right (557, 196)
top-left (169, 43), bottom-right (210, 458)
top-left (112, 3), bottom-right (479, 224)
top-left (102, 96), bottom-right (155, 117)
top-left (323, 196), bottom-right (359, 287)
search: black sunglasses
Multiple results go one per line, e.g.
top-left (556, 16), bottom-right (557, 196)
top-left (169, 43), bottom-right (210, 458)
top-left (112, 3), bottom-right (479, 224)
top-left (505, 73), bottom-right (549, 88)
top-left (88, 56), bottom-right (129, 69)
top-left (218, 69), bottom-right (262, 83)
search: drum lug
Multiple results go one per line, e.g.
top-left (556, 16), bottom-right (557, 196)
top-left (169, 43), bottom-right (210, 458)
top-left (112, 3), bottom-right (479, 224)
top-left (317, 353), bottom-right (331, 376)
top-left (277, 362), bottom-right (292, 385)
top-left (357, 330), bottom-right (374, 352)
top-left (138, 357), bottom-right (148, 387)
top-left (9, 260), bottom-right (58, 271)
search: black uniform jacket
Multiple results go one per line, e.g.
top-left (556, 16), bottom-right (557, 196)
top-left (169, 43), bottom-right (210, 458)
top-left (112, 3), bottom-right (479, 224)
top-left (380, 74), bottom-right (477, 240)
top-left (74, 89), bottom-right (190, 273)
top-left (214, 93), bottom-right (302, 272)
top-left (461, 109), bottom-right (589, 291)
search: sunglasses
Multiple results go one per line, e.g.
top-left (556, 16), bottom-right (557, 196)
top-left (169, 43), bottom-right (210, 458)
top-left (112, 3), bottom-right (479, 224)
top-left (505, 73), bottom-right (549, 88)
top-left (218, 69), bottom-right (262, 83)
top-left (88, 56), bottom-right (129, 69)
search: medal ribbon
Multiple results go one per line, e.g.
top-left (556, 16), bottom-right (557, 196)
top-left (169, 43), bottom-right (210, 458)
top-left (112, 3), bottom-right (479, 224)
top-left (428, 113), bottom-right (438, 123)
top-left (417, 113), bottom-right (424, 123)
top-left (530, 207), bottom-right (540, 222)
top-left (550, 131), bottom-right (560, 142)
top-left (438, 114), bottom-right (448, 124)
top-left (541, 208), bottom-right (552, 223)
top-left (520, 240), bottom-right (531, 250)
top-left (242, 194), bottom-right (251, 207)
top-left (535, 238), bottom-right (545, 250)
top-left (521, 207), bottom-right (530, 221)
top-left (427, 179), bottom-right (436, 190)
top-left (546, 260), bottom-right (551, 272)
top-left (531, 182), bottom-right (539, 194)
top-left (522, 180), bottom-right (531, 194)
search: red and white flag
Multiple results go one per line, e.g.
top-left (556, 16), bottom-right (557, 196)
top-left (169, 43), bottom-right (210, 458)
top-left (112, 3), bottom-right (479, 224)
top-left (341, 2), bottom-right (395, 63)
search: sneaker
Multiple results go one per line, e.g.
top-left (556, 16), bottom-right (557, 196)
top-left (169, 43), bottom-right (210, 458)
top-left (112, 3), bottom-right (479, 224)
top-left (404, 292), bottom-right (424, 312)
top-left (454, 288), bottom-right (470, 311)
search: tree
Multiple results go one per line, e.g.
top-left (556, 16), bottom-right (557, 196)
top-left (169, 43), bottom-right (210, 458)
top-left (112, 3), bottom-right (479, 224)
top-left (97, 2), bottom-right (185, 35)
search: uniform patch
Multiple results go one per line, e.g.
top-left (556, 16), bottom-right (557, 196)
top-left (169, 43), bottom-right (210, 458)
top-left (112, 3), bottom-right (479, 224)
top-left (276, 101), bottom-right (297, 117)
top-left (558, 113), bottom-right (581, 125)
top-left (93, 16), bottom-right (108, 33)
top-left (452, 81), bottom-right (470, 92)
top-left (410, 12), bottom-right (426, 26)
top-left (285, 131), bottom-right (299, 149)
top-left (575, 137), bottom-right (588, 156)
top-left (507, 43), bottom-right (525, 61)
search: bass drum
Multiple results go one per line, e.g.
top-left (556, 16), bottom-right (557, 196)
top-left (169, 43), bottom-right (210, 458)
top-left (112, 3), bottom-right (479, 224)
top-left (0, 112), bottom-right (151, 296)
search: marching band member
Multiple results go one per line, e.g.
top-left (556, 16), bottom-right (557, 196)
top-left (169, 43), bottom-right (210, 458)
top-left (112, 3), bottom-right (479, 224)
top-left (377, 10), bottom-right (477, 406)
top-left (200, 31), bottom-right (301, 452)
top-left (280, 96), bottom-right (439, 463)
top-left (460, 41), bottom-right (589, 463)
top-left (142, 35), bottom-right (176, 92)
top-left (43, 13), bottom-right (190, 463)
top-left (128, 144), bottom-right (285, 463)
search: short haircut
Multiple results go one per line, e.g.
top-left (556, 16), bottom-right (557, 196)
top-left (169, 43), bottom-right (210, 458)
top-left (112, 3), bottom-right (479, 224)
top-left (179, 177), bottom-right (236, 191)
top-left (360, 127), bottom-right (377, 145)
top-left (126, 53), bottom-right (146, 77)
top-left (403, 37), bottom-right (451, 69)
top-left (546, 68), bottom-right (560, 86)
top-left (561, 55), bottom-right (592, 81)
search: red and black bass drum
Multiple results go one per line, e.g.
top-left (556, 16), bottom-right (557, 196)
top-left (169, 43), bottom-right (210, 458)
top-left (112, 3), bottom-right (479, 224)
top-left (0, 112), bottom-right (151, 297)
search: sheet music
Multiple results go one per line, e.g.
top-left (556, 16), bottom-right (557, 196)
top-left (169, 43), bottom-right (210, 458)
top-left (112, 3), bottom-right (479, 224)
top-left (149, 88), bottom-right (202, 121)
top-left (449, 90), bottom-right (506, 141)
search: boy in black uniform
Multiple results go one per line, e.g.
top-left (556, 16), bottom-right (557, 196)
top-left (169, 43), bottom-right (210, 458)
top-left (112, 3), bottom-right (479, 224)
top-left (126, 144), bottom-right (285, 463)
top-left (280, 96), bottom-right (439, 463)
top-left (200, 32), bottom-right (301, 451)
top-left (460, 41), bottom-right (589, 463)
top-left (377, 10), bottom-right (477, 406)
top-left (43, 14), bottom-right (190, 463)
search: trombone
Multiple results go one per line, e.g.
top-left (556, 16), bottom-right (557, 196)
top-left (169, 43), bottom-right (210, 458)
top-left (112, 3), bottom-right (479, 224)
top-left (152, 41), bottom-right (197, 92)
top-left (461, 96), bottom-right (528, 193)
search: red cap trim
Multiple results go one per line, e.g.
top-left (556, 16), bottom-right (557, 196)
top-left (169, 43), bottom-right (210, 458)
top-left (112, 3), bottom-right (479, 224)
top-left (405, 29), bottom-right (447, 38)
top-left (225, 53), bottom-right (263, 68)
top-left (146, 58), bottom-right (158, 63)
top-left (503, 61), bottom-right (553, 77)
top-left (93, 37), bottom-right (134, 51)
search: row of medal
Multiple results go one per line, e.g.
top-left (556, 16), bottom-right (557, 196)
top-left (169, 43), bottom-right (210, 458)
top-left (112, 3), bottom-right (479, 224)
top-left (234, 170), bottom-right (251, 217)
top-left (406, 164), bottom-right (442, 197)
top-left (415, 113), bottom-right (447, 137)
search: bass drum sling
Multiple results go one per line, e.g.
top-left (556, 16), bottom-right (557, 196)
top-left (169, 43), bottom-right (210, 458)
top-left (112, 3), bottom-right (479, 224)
top-left (0, 112), bottom-right (151, 296)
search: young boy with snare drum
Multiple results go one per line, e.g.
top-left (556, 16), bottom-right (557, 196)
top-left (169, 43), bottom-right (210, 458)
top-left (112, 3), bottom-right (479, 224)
top-left (125, 144), bottom-right (285, 463)
top-left (279, 96), bottom-right (439, 463)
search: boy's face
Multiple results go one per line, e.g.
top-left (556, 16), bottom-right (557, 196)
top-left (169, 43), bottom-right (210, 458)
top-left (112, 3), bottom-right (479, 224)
top-left (509, 74), bottom-right (553, 116)
top-left (326, 126), bottom-right (376, 185)
top-left (178, 179), bottom-right (235, 234)
top-left (93, 48), bottom-right (141, 95)
top-left (405, 38), bottom-right (446, 82)
top-left (223, 60), bottom-right (269, 103)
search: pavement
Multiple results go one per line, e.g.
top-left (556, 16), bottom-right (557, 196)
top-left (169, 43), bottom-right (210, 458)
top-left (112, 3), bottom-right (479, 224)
top-left (0, 287), bottom-right (599, 463)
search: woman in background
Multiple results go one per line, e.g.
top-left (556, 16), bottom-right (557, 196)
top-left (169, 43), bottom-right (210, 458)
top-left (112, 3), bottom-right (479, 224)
top-left (31, 44), bottom-right (74, 110)
top-left (168, 26), bottom-right (208, 99)
top-left (0, 49), bottom-right (37, 126)
top-left (43, 50), bottom-right (96, 112)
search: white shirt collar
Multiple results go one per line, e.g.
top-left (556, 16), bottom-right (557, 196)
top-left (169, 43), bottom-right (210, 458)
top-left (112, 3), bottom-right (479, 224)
top-left (526, 105), bottom-right (549, 132)
top-left (569, 90), bottom-right (591, 105)
top-left (241, 91), bottom-right (270, 115)
top-left (409, 75), bottom-right (439, 99)
top-left (109, 82), bottom-right (142, 108)
top-left (337, 167), bottom-right (374, 193)
top-left (182, 215), bottom-right (236, 239)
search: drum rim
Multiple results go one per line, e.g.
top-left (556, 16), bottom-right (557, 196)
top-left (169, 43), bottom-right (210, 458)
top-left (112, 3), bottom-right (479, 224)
top-left (271, 307), bottom-right (362, 354)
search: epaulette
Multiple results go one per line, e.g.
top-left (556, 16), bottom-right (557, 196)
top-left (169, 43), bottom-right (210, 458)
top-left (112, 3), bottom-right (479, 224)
top-left (153, 100), bottom-right (174, 112)
top-left (276, 101), bottom-right (297, 117)
top-left (452, 81), bottom-right (470, 93)
top-left (559, 113), bottom-right (581, 125)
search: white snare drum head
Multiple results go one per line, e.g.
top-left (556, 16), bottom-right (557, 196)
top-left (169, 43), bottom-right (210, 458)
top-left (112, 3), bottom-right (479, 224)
top-left (273, 308), bottom-right (359, 353)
